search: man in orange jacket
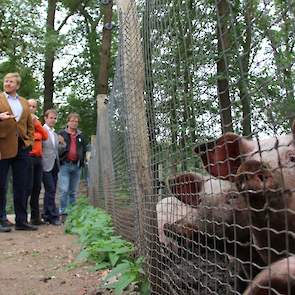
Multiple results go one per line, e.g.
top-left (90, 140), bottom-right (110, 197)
top-left (26, 99), bottom-right (48, 225)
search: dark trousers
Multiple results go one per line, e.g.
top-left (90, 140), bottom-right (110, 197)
top-left (42, 160), bottom-right (59, 222)
top-left (26, 156), bottom-right (42, 221)
top-left (0, 148), bottom-right (30, 225)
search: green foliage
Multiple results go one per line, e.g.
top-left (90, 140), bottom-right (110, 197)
top-left (65, 197), bottom-right (150, 294)
top-left (103, 257), bottom-right (150, 295)
top-left (0, 60), bottom-right (40, 98)
top-left (60, 0), bottom-right (81, 12)
top-left (0, 0), bottom-right (117, 137)
top-left (0, 0), bottom-right (44, 72)
top-left (44, 29), bottom-right (62, 53)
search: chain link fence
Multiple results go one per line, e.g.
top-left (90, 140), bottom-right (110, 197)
top-left (89, 0), bottom-right (295, 294)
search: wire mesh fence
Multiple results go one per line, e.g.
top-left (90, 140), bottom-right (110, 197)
top-left (89, 0), bottom-right (295, 294)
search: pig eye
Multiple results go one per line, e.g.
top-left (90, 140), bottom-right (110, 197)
top-left (257, 173), bottom-right (267, 182)
top-left (286, 151), bottom-right (295, 163)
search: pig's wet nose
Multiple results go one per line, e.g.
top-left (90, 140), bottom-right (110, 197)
top-left (240, 183), bottom-right (247, 191)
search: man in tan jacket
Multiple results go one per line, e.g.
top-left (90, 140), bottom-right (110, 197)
top-left (0, 72), bottom-right (37, 232)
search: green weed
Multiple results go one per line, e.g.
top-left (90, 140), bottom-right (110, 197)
top-left (65, 197), bottom-right (150, 294)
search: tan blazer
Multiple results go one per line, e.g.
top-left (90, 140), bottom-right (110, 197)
top-left (0, 92), bottom-right (34, 159)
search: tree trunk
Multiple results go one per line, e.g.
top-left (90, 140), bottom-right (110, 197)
top-left (238, 0), bottom-right (253, 137)
top-left (281, 4), bottom-right (294, 124)
top-left (216, 0), bottom-right (233, 133)
top-left (43, 0), bottom-right (57, 112)
top-left (97, 1), bottom-right (113, 95)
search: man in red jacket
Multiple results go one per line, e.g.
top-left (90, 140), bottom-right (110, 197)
top-left (26, 99), bottom-right (48, 225)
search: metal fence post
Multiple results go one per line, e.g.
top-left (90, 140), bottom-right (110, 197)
top-left (117, 0), bottom-right (162, 293)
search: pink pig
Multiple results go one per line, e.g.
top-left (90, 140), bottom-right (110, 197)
top-left (158, 170), bottom-right (265, 293)
top-left (195, 122), bottom-right (295, 264)
top-left (156, 172), bottom-right (235, 247)
top-left (243, 256), bottom-right (295, 295)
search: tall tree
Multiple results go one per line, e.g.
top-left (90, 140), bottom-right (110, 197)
top-left (216, 0), bottom-right (233, 133)
top-left (76, 2), bottom-right (102, 97)
top-left (97, 0), bottom-right (113, 95)
top-left (43, 0), bottom-right (57, 111)
top-left (43, 0), bottom-right (76, 112)
top-left (61, 0), bottom-right (117, 98)
top-left (259, 0), bottom-right (294, 124)
top-left (237, 0), bottom-right (255, 136)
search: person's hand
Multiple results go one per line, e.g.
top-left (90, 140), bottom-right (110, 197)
top-left (58, 135), bottom-right (65, 144)
top-left (31, 114), bottom-right (38, 121)
top-left (0, 111), bottom-right (16, 121)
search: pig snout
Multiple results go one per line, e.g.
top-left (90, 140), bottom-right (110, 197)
top-left (163, 221), bottom-right (198, 241)
top-left (236, 160), bottom-right (277, 192)
top-left (156, 196), bottom-right (199, 247)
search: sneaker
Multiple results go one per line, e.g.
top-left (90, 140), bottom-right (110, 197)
top-left (0, 224), bottom-right (11, 232)
top-left (15, 223), bottom-right (38, 231)
top-left (49, 219), bottom-right (61, 226)
top-left (60, 214), bottom-right (67, 223)
top-left (1, 220), bottom-right (14, 227)
top-left (41, 215), bottom-right (49, 224)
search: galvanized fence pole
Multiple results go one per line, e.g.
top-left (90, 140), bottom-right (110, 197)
top-left (117, 0), bottom-right (162, 293)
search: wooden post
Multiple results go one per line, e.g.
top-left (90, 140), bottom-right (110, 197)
top-left (88, 135), bottom-right (98, 206)
top-left (96, 94), bottom-right (115, 215)
top-left (117, 1), bottom-right (161, 293)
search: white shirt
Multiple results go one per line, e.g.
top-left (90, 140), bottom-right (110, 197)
top-left (43, 124), bottom-right (56, 147)
top-left (5, 93), bottom-right (23, 122)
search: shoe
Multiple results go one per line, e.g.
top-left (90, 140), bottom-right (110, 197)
top-left (15, 223), bottom-right (38, 231)
top-left (0, 224), bottom-right (11, 232)
top-left (50, 219), bottom-right (61, 226)
top-left (30, 219), bottom-right (45, 225)
top-left (1, 220), bottom-right (14, 227)
top-left (60, 214), bottom-right (67, 223)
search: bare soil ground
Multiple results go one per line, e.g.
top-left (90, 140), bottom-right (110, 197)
top-left (0, 220), bottom-right (105, 295)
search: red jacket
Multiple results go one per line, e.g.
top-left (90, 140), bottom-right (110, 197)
top-left (30, 118), bottom-right (48, 157)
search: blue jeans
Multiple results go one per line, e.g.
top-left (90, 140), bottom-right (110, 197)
top-left (59, 162), bottom-right (81, 214)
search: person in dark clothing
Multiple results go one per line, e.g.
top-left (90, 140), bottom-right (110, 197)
top-left (58, 113), bottom-right (87, 222)
top-left (26, 99), bottom-right (48, 225)
top-left (42, 109), bottom-right (65, 225)
top-left (0, 72), bottom-right (37, 232)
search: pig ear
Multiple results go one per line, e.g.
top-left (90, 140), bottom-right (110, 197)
top-left (193, 133), bottom-right (254, 180)
top-left (167, 172), bottom-right (203, 207)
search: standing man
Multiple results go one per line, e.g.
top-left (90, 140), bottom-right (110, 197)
top-left (0, 72), bottom-right (37, 231)
top-left (26, 99), bottom-right (48, 225)
top-left (58, 113), bottom-right (87, 222)
top-left (42, 109), bottom-right (64, 225)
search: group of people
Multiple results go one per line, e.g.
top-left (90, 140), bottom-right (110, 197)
top-left (0, 72), bottom-right (87, 232)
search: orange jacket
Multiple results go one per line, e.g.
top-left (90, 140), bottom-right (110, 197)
top-left (30, 118), bottom-right (48, 157)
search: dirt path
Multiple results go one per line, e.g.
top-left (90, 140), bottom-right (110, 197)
top-left (0, 221), bottom-right (104, 295)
